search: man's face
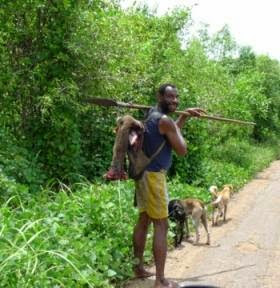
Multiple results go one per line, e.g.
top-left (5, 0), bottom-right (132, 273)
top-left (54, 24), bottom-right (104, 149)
top-left (159, 86), bottom-right (179, 114)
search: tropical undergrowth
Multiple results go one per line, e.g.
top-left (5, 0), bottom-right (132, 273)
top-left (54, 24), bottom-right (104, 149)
top-left (0, 139), bottom-right (279, 288)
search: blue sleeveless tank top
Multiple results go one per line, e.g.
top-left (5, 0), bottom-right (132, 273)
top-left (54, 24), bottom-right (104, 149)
top-left (143, 107), bottom-right (172, 172)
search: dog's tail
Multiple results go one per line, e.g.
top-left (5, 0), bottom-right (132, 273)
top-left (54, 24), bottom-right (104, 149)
top-left (209, 185), bottom-right (218, 196)
top-left (212, 194), bottom-right (222, 205)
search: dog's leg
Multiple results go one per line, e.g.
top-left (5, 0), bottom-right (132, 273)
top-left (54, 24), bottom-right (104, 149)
top-left (212, 208), bottom-right (216, 226)
top-left (201, 211), bottom-right (210, 245)
top-left (215, 208), bottom-right (220, 225)
top-left (193, 218), bottom-right (200, 245)
top-left (191, 211), bottom-right (201, 245)
top-left (215, 203), bottom-right (223, 225)
top-left (178, 219), bottom-right (184, 245)
top-left (223, 204), bottom-right (227, 222)
top-left (185, 216), bottom-right (190, 240)
top-left (174, 221), bottom-right (180, 247)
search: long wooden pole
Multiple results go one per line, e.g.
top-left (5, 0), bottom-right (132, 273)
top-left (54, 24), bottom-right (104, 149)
top-left (84, 98), bottom-right (256, 126)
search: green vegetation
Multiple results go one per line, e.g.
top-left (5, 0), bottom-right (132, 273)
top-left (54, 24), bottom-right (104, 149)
top-left (0, 1), bottom-right (280, 287)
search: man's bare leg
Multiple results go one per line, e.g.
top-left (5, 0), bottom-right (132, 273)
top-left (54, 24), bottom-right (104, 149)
top-left (153, 218), bottom-right (177, 288)
top-left (133, 212), bottom-right (154, 278)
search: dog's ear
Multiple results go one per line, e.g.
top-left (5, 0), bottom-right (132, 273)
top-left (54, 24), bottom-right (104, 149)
top-left (228, 184), bottom-right (234, 194)
top-left (224, 184), bottom-right (233, 191)
top-left (174, 202), bottom-right (185, 216)
top-left (168, 200), bottom-right (185, 219)
top-left (168, 199), bottom-right (177, 216)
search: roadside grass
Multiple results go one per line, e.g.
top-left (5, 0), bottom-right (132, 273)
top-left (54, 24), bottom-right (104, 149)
top-left (0, 181), bottom-right (137, 288)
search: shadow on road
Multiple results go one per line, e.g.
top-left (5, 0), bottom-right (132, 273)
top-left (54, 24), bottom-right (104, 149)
top-left (177, 264), bottom-right (255, 284)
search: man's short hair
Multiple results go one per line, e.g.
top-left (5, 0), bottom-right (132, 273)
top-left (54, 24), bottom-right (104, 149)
top-left (157, 83), bottom-right (177, 96)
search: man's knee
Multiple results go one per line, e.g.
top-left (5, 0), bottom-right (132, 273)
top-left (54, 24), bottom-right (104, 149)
top-left (153, 218), bottom-right (168, 231)
top-left (137, 212), bottom-right (151, 228)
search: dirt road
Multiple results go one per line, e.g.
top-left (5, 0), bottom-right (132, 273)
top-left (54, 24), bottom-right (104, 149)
top-left (125, 160), bottom-right (280, 288)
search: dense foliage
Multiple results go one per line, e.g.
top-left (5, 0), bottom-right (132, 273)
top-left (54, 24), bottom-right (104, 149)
top-left (1, 1), bottom-right (280, 183)
top-left (0, 1), bottom-right (280, 287)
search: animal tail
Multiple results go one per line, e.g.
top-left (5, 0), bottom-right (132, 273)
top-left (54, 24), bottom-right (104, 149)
top-left (212, 195), bottom-right (222, 205)
top-left (209, 185), bottom-right (218, 196)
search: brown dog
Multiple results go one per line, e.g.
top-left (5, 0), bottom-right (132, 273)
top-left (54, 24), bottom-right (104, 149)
top-left (180, 198), bottom-right (210, 245)
top-left (209, 184), bottom-right (233, 226)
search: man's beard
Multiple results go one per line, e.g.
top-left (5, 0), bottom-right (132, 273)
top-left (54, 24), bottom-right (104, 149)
top-left (160, 102), bottom-right (177, 114)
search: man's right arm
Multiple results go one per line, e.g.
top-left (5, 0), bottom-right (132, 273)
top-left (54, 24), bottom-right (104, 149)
top-left (158, 116), bottom-right (187, 156)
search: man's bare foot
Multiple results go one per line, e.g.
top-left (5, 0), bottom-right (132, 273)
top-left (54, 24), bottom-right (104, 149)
top-left (154, 278), bottom-right (179, 288)
top-left (134, 267), bottom-right (154, 279)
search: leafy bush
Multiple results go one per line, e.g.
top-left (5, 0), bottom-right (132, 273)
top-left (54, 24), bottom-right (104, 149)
top-left (0, 181), bottom-right (137, 288)
top-left (211, 138), bottom-right (253, 168)
top-left (197, 140), bottom-right (279, 189)
top-left (0, 128), bottom-right (46, 190)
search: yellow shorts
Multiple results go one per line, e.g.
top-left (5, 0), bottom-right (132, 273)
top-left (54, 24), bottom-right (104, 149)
top-left (135, 170), bottom-right (169, 219)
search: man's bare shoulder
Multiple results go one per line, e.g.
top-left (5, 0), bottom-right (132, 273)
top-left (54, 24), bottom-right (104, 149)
top-left (159, 115), bottom-right (176, 134)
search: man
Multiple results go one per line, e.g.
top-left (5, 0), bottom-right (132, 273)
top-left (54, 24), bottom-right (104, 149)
top-left (133, 83), bottom-right (204, 288)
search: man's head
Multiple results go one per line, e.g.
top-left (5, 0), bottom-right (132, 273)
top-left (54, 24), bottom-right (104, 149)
top-left (157, 83), bottom-right (178, 114)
